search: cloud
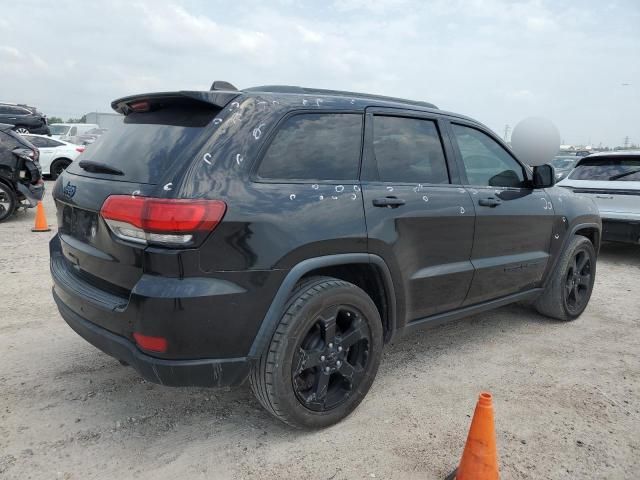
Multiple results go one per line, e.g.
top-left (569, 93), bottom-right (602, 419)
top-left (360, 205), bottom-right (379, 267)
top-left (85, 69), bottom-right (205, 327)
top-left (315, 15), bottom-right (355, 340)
top-left (296, 25), bottom-right (323, 44)
top-left (0, 0), bottom-right (638, 145)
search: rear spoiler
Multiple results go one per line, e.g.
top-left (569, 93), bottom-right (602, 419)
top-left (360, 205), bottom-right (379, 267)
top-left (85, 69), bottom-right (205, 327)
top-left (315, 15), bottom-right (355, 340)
top-left (111, 90), bottom-right (240, 115)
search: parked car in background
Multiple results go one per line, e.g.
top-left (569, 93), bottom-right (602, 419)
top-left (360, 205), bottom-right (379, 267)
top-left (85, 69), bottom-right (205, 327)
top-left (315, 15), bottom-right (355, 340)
top-left (22, 134), bottom-right (85, 180)
top-left (50, 82), bottom-right (601, 428)
top-left (50, 123), bottom-right (99, 144)
top-left (558, 151), bottom-right (640, 244)
top-left (0, 102), bottom-right (50, 135)
top-left (551, 155), bottom-right (580, 181)
top-left (77, 127), bottom-right (108, 146)
top-left (574, 150), bottom-right (592, 157)
top-left (0, 124), bottom-right (44, 222)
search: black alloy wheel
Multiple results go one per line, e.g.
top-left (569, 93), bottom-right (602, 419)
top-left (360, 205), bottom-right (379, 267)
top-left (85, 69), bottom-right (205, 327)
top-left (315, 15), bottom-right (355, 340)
top-left (535, 235), bottom-right (596, 321)
top-left (250, 277), bottom-right (383, 428)
top-left (0, 183), bottom-right (16, 222)
top-left (564, 249), bottom-right (592, 315)
top-left (292, 304), bottom-right (371, 412)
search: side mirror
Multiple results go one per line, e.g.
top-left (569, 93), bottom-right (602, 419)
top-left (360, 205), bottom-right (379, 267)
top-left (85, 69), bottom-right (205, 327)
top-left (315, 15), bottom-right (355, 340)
top-left (533, 164), bottom-right (555, 188)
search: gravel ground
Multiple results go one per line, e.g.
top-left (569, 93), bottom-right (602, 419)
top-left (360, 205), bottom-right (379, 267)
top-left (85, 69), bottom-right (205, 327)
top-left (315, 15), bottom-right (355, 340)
top-left (1, 184), bottom-right (639, 480)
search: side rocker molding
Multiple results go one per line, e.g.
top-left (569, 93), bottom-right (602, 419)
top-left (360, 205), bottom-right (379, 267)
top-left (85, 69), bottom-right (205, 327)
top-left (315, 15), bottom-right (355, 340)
top-left (248, 253), bottom-right (397, 358)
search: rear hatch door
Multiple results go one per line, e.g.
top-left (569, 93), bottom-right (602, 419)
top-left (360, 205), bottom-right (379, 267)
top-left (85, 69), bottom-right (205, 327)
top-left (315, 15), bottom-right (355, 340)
top-left (54, 91), bottom-right (236, 293)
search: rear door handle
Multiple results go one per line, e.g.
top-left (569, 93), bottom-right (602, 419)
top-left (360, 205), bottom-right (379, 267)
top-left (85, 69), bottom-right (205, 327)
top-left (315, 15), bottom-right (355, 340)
top-left (478, 197), bottom-right (502, 207)
top-left (372, 196), bottom-right (406, 208)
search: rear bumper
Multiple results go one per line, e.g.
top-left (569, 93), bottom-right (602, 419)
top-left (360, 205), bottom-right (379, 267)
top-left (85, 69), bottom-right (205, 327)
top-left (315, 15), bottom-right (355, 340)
top-left (53, 290), bottom-right (251, 387)
top-left (602, 218), bottom-right (640, 244)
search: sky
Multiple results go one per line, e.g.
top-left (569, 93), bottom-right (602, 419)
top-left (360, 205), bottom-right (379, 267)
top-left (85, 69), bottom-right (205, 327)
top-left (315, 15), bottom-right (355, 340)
top-left (1, 0), bottom-right (638, 147)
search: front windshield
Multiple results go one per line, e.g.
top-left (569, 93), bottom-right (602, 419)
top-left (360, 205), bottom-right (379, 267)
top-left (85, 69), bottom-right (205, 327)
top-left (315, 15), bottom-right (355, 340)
top-left (50, 125), bottom-right (70, 135)
top-left (569, 158), bottom-right (640, 181)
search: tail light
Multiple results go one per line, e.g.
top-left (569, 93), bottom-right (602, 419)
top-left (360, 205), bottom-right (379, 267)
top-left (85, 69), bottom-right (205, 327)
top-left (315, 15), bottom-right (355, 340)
top-left (76, 146), bottom-right (85, 153)
top-left (100, 195), bottom-right (226, 246)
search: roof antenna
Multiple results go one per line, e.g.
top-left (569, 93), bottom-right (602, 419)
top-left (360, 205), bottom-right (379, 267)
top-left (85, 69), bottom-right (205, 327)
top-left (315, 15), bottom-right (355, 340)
top-left (210, 81), bottom-right (238, 91)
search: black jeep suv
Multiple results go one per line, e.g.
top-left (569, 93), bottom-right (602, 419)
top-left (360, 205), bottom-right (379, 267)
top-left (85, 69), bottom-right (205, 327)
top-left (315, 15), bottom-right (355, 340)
top-left (50, 82), bottom-right (601, 428)
top-left (0, 102), bottom-right (50, 135)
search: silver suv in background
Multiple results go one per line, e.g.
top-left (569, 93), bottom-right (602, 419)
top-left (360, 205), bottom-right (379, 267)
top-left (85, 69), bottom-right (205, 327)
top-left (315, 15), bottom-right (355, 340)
top-left (558, 151), bottom-right (640, 244)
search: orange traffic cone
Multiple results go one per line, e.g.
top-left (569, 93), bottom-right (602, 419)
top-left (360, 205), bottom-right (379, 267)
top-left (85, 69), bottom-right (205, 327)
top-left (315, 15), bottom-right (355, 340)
top-left (31, 201), bottom-right (51, 232)
top-left (446, 392), bottom-right (499, 480)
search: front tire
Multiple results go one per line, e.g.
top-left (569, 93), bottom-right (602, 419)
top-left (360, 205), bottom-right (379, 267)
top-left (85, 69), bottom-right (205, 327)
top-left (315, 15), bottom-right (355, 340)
top-left (13, 126), bottom-right (30, 134)
top-left (0, 183), bottom-right (17, 222)
top-left (250, 277), bottom-right (383, 429)
top-left (535, 235), bottom-right (596, 320)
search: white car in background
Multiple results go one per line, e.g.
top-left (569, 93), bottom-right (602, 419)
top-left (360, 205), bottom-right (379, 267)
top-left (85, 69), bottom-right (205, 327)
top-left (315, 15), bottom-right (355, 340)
top-left (22, 134), bottom-right (85, 179)
top-left (49, 123), bottom-right (99, 144)
top-left (557, 151), bottom-right (640, 245)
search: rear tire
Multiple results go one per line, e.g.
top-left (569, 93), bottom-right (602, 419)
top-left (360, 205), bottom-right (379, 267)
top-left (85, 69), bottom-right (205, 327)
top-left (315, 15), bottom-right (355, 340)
top-left (250, 277), bottom-right (383, 429)
top-left (0, 183), bottom-right (17, 222)
top-left (50, 158), bottom-right (71, 180)
top-left (535, 235), bottom-right (596, 320)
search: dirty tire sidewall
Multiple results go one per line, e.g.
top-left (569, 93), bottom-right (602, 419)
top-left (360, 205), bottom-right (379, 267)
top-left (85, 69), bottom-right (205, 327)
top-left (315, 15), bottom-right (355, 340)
top-left (250, 278), bottom-right (383, 429)
top-left (535, 235), bottom-right (596, 321)
top-left (0, 183), bottom-right (16, 222)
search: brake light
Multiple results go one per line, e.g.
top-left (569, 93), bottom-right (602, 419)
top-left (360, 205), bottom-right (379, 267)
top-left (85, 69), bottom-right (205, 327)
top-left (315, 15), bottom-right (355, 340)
top-left (129, 101), bottom-right (150, 112)
top-left (76, 146), bottom-right (85, 153)
top-left (100, 195), bottom-right (226, 246)
top-left (133, 333), bottom-right (168, 353)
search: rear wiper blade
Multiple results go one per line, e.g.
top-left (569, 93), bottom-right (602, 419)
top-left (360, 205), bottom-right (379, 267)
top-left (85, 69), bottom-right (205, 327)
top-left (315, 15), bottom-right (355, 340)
top-left (78, 160), bottom-right (124, 175)
top-left (608, 168), bottom-right (640, 181)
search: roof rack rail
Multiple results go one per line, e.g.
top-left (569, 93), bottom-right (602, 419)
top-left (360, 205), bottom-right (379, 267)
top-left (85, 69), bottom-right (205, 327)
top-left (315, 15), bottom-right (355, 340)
top-left (243, 85), bottom-right (438, 109)
top-left (210, 80), bottom-right (238, 91)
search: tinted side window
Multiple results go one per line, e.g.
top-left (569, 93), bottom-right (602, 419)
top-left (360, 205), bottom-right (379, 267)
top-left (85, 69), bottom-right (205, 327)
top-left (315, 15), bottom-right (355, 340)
top-left (258, 113), bottom-right (362, 181)
top-left (372, 116), bottom-right (449, 184)
top-left (452, 124), bottom-right (526, 188)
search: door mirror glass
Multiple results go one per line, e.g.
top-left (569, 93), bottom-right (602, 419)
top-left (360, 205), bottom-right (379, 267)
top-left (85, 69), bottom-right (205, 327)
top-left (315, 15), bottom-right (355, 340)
top-left (533, 164), bottom-right (555, 188)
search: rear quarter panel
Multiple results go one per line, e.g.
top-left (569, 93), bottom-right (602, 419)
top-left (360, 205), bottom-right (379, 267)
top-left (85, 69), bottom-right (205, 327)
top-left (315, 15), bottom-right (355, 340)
top-left (177, 94), bottom-right (371, 272)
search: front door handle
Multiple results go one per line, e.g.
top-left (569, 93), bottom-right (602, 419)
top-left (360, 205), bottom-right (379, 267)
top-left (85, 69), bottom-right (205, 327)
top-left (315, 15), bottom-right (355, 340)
top-left (372, 196), bottom-right (406, 208)
top-left (478, 197), bottom-right (502, 207)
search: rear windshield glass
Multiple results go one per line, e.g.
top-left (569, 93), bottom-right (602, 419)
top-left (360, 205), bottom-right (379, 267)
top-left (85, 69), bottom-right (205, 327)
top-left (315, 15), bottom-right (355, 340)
top-left (568, 157), bottom-right (640, 181)
top-left (65, 103), bottom-right (219, 184)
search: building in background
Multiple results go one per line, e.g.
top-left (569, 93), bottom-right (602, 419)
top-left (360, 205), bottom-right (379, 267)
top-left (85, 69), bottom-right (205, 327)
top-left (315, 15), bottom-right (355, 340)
top-left (84, 112), bottom-right (122, 130)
